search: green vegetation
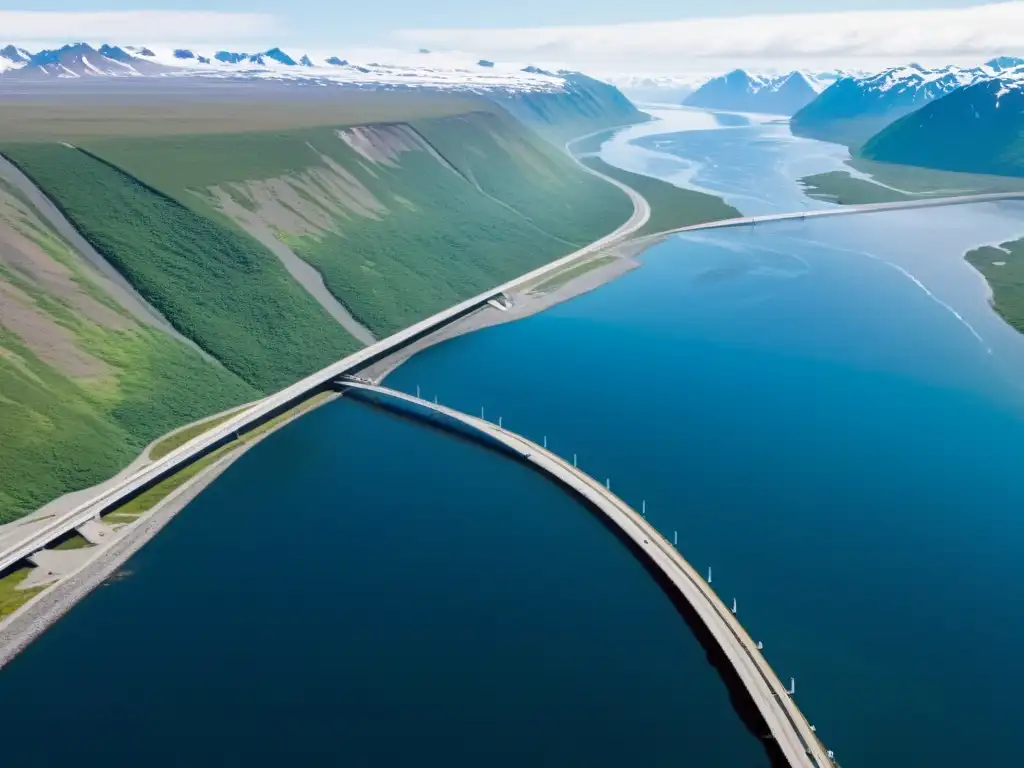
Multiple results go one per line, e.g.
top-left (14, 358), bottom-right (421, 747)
top-left (148, 406), bottom-right (248, 460)
top-left (849, 158), bottom-right (1024, 195)
top-left (78, 114), bottom-right (634, 337)
top-left (0, 565), bottom-right (46, 619)
top-left (567, 127), bottom-right (623, 156)
top-left (533, 256), bottom-right (619, 293)
top-left (49, 532), bottom-right (93, 551)
top-left (108, 444), bottom-right (234, 523)
top-left (1, 144), bottom-right (360, 391)
top-left (0, 175), bottom-right (259, 523)
top-left (104, 392), bottom-right (333, 523)
top-left (414, 112), bottom-right (631, 246)
top-left (0, 86), bottom-right (480, 142)
top-left (859, 82), bottom-right (1024, 178)
top-left (799, 171), bottom-right (914, 204)
top-left (799, 161), bottom-right (1024, 206)
top-left (0, 323), bottom-right (256, 523)
top-left (578, 156), bottom-right (740, 235)
top-left (493, 73), bottom-right (647, 145)
top-left (965, 237), bottom-right (1024, 333)
top-left (0, 104), bottom-right (643, 521)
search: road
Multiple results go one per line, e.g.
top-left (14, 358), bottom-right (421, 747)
top-left (0, 150), bottom-right (649, 577)
top-left (639, 189), bottom-right (1024, 242)
top-left (341, 380), bottom-right (832, 768)
top-left (3, 143), bottom-right (1019, 576)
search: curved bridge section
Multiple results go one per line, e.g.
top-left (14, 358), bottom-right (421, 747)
top-left (340, 379), bottom-right (834, 768)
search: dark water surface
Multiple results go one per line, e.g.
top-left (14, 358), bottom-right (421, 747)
top-left (0, 399), bottom-right (770, 766)
top-left (4, 119), bottom-right (1024, 768)
top-left (382, 206), bottom-right (1024, 768)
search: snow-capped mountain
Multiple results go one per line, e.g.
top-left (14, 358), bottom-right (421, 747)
top-left (682, 70), bottom-right (821, 115)
top-left (861, 73), bottom-right (1024, 176)
top-left (9, 42), bottom-right (161, 77)
top-left (0, 42), bottom-right (647, 142)
top-left (790, 62), bottom-right (998, 146)
top-left (0, 42), bottom-right (588, 94)
top-left (0, 45), bottom-right (30, 72)
top-left (117, 44), bottom-right (569, 92)
top-left (986, 56), bottom-right (1024, 73)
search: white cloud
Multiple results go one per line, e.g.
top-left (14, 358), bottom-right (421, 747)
top-left (394, 2), bottom-right (1024, 75)
top-left (0, 11), bottom-right (277, 46)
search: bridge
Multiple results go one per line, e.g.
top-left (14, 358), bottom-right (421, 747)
top-left (0, 160), bottom-right (648, 578)
top-left (3, 174), bottom-right (1022, 576)
top-left (338, 379), bottom-right (834, 768)
top-left (634, 189), bottom-right (1024, 243)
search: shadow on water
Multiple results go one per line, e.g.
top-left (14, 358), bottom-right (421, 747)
top-left (344, 391), bottom-right (789, 768)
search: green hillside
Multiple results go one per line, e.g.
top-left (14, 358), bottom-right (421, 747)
top-left (966, 237), bottom-right (1024, 333)
top-left (2, 144), bottom-right (360, 391)
top-left (75, 112), bottom-right (632, 336)
top-left (861, 80), bottom-right (1024, 178)
top-left (0, 178), bottom-right (256, 523)
top-left (0, 106), bottom-right (642, 521)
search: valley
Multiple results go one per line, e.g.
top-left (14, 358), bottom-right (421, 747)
top-left (0, 79), bottom-right (653, 526)
top-left (2, 26), bottom-right (1024, 768)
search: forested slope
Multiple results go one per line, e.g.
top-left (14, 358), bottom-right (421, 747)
top-left (0, 105), bottom-right (634, 520)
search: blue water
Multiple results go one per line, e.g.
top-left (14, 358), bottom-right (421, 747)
top-left (383, 207), bottom-right (1024, 767)
top-left (4, 114), bottom-right (1024, 768)
top-left (0, 397), bottom-right (772, 766)
top-left (600, 107), bottom-right (855, 215)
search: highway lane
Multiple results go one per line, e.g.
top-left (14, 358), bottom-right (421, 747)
top-left (637, 189), bottom-right (1024, 243)
top-left (3, 145), bottom-right (1019, 576)
top-left (0, 150), bottom-right (650, 576)
top-left (341, 380), bottom-right (832, 768)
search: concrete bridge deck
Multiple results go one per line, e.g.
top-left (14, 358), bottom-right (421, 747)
top-left (0, 158), bottom-right (648, 577)
top-left (3, 151), bottom-right (1020, 578)
top-left (340, 379), bottom-right (833, 768)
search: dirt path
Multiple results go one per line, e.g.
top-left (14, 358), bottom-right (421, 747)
top-left (0, 153), bottom-right (214, 360)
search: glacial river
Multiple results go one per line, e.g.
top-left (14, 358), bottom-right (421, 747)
top-left (3, 111), bottom-right (1024, 768)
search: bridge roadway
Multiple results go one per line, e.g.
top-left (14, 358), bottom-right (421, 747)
top-left (340, 380), bottom-right (832, 768)
top-left (0, 161), bottom-right (648, 578)
top-left (2, 166), bottom-right (1021, 575)
top-left (638, 189), bottom-right (1024, 242)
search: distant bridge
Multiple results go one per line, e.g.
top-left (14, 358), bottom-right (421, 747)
top-left (338, 379), bottom-right (835, 768)
top-left (633, 189), bottom-right (1024, 244)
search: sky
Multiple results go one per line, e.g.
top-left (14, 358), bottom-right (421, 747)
top-left (1, 0), bottom-right (1023, 75)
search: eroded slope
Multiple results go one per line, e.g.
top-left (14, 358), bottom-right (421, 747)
top-left (0, 178), bottom-right (256, 522)
top-left (79, 111), bottom-right (632, 335)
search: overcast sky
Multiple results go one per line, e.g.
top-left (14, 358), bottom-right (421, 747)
top-left (1, 1), bottom-right (1022, 74)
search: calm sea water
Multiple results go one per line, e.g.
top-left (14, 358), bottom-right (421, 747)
top-left (381, 204), bottom-right (1024, 768)
top-left (3, 114), bottom-right (1024, 768)
top-left (0, 397), bottom-right (771, 766)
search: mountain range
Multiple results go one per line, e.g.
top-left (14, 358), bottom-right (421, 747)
top-left (788, 56), bottom-right (1024, 177)
top-left (0, 42), bottom-right (646, 144)
top-left (861, 76), bottom-right (1024, 176)
top-left (0, 42), bottom-right (577, 93)
top-left (683, 70), bottom-right (825, 115)
top-left (790, 59), bottom-right (1019, 147)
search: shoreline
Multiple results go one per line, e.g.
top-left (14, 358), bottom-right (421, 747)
top-left (0, 238), bottom-right (659, 668)
top-left (0, 393), bottom-right (338, 669)
top-left (363, 237), bottom-right (657, 382)
top-left (0, 399), bottom-right (259, 549)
